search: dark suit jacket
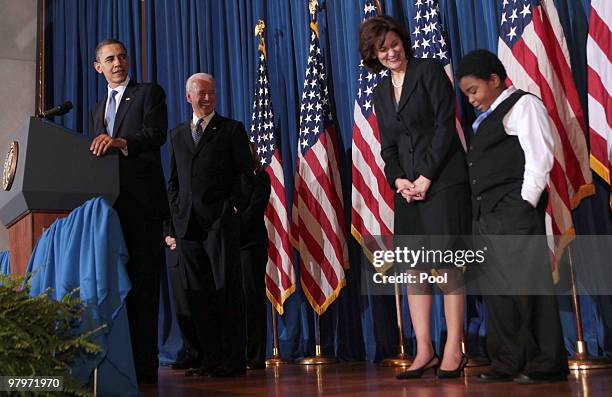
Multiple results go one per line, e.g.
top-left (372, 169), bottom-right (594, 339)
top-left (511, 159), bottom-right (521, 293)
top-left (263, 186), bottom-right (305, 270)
top-left (167, 114), bottom-right (253, 289)
top-left (373, 58), bottom-right (467, 195)
top-left (167, 113), bottom-right (253, 238)
top-left (240, 169), bottom-right (271, 249)
top-left (89, 79), bottom-right (170, 220)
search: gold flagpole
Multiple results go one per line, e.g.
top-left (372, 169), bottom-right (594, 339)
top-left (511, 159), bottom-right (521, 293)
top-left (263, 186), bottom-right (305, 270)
top-left (566, 245), bottom-right (612, 370)
top-left (299, 309), bottom-right (337, 365)
top-left (266, 304), bottom-right (290, 366)
top-left (381, 281), bottom-right (412, 366)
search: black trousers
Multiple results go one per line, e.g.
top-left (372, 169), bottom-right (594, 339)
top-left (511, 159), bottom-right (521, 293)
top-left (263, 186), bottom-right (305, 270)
top-left (177, 217), bottom-right (246, 371)
top-left (167, 248), bottom-right (202, 363)
top-left (117, 214), bottom-right (163, 382)
top-left (240, 244), bottom-right (268, 365)
top-left (473, 191), bottom-right (568, 376)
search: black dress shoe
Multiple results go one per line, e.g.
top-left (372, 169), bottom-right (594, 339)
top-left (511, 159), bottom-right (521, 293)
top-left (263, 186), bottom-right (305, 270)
top-left (185, 362), bottom-right (218, 377)
top-left (396, 356), bottom-right (439, 379)
top-left (209, 366), bottom-right (247, 377)
top-left (437, 354), bottom-right (468, 379)
top-left (476, 370), bottom-right (514, 383)
top-left (514, 373), bottom-right (567, 384)
top-left (246, 361), bottom-right (266, 370)
top-left (171, 358), bottom-right (200, 370)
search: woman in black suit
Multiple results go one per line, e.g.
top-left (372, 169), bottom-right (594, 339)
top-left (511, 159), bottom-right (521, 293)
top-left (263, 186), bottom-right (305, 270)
top-left (359, 16), bottom-right (471, 379)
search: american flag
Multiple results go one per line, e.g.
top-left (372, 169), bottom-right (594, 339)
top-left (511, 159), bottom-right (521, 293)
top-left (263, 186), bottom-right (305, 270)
top-left (351, 0), bottom-right (395, 269)
top-left (497, 0), bottom-right (594, 282)
top-left (587, 0), bottom-right (611, 209)
top-left (410, 0), bottom-right (466, 149)
top-left (291, 13), bottom-right (348, 315)
top-left (249, 30), bottom-right (296, 315)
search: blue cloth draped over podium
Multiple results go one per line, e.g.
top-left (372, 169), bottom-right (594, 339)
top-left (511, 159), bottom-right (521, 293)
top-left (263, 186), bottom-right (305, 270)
top-left (23, 198), bottom-right (139, 397)
top-left (0, 250), bottom-right (9, 274)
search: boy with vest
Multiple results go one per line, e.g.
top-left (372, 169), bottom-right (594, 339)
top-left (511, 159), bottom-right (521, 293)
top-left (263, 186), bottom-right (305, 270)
top-left (457, 49), bottom-right (568, 384)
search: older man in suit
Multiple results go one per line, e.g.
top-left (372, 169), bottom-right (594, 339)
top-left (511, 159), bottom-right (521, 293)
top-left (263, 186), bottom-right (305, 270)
top-left (89, 39), bottom-right (169, 384)
top-left (166, 73), bottom-right (253, 377)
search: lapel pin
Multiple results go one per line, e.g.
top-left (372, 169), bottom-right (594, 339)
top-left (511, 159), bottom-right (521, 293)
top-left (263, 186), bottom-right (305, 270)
top-left (125, 97), bottom-right (131, 101)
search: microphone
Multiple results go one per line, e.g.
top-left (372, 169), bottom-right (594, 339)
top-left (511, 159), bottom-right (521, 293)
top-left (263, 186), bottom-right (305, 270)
top-left (38, 101), bottom-right (73, 119)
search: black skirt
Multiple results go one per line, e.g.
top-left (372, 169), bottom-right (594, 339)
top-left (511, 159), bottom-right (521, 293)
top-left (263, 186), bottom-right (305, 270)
top-left (393, 183), bottom-right (472, 270)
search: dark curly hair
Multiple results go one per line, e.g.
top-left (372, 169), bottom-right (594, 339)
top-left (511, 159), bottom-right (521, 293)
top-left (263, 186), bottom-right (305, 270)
top-left (456, 49), bottom-right (507, 82)
top-left (358, 16), bottom-right (412, 73)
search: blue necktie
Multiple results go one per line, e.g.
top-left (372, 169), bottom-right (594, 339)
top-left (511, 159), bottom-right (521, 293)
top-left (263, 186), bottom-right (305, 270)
top-left (193, 118), bottom-right (203, 145)
top-left (106, 90), bottom-right (118, 137)
top-left (471, 108), bottom-right (493, 135)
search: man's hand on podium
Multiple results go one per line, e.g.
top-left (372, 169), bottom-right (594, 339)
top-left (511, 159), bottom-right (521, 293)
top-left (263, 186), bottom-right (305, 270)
top-left (90, 133), bottom-right (127, 156)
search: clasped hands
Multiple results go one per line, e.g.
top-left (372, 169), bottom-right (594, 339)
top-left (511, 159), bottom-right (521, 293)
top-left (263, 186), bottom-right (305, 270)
top-left (395, 175), bottom-right (431, 203)
top-left (90, 133), bottom-right (127, 156)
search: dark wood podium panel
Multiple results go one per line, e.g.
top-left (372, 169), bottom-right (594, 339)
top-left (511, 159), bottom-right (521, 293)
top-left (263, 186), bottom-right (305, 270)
top-left (7, 210), bottom-right (69, 276)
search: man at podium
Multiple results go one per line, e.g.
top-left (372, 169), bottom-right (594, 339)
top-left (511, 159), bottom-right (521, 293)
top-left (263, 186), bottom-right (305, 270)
top-left (88, 38), bottom-right (170, 385)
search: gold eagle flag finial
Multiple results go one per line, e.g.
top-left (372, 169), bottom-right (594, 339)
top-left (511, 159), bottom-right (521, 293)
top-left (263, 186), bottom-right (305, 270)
top-left (309, 0), bottom-right (319, 38)
top-left (374, 0), bottom-right (382, 15)
top-left (255, 19), bottom-right (267, 58)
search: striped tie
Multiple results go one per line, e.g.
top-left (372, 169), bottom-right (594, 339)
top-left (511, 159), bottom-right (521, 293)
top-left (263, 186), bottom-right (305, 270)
top-left (193, 118), bottom-right (203, 144)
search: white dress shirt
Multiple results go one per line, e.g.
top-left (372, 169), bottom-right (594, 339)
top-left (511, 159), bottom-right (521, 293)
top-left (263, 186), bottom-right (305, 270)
top-left (192, 111), bottom-right (215, 132)
top-left (104, 76), bottom-right (130, 124)
top-left (488, 86), bottom-right (554, 207)
top-left (104, 76), bottom-right (131, 155)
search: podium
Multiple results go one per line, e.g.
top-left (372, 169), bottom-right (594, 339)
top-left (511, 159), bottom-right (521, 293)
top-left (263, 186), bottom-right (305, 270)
top-left (0, 117), bottom-right (119, 275)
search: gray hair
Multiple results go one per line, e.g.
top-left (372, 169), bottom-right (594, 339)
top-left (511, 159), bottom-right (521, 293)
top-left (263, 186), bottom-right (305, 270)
top-left (186, 73), bottom-right (215, 93)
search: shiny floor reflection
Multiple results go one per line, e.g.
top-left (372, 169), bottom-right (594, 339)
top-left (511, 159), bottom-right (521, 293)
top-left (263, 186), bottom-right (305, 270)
top-left (140, 362), bottom-right (612, 397)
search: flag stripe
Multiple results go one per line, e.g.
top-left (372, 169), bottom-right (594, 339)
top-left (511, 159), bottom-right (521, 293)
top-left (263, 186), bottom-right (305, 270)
top-left (588, 0), bottom-right (611, 207)
top-left (589, 7), bottom-right (612, 63)
top-left (265, 205), bottom-right (294, 288)
top-left (351, 162), bottom-right (392, 235)
top-left (354, 109), bottom-right (395, 212)
top-left (298, 155), bottom-right (346, 266)
top-left (509, 36), bottom-right (587, 192)
top-left (533, 7), bottom-right (585, 128)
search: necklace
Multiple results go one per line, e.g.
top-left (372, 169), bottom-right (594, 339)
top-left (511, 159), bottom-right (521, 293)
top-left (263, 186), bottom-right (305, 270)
top-left (391, 73), bottom-right (404, 88)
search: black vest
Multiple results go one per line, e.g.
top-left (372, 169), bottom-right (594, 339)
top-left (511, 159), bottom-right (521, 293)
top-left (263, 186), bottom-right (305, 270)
top-left (467, 90), bottom-right (528, 218)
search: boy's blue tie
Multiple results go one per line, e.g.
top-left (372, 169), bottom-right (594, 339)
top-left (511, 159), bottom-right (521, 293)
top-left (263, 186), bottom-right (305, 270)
top-left (105, 90), bottom-right (118, 137)
top-left (472, 108), bottom-right (493, 135)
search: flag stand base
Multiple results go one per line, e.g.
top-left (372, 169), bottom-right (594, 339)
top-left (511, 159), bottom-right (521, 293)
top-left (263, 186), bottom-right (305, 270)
top-left (266, 348), bottom-right (291, 366)
top-left (568, 342), bottom-right (612, 370)
top-left (380, 353), bottom-right (412, 367)
top-left (298, 345), bottom-right (337, 365)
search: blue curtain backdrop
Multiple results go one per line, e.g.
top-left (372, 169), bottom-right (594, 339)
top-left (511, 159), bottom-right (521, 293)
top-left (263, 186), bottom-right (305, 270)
top-left (45, 0), bottom-right (612, 363)
top-left (46, 0), bottom-right (142, 135)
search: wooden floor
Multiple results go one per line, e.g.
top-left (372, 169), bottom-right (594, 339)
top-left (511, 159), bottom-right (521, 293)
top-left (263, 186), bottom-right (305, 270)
top-left (140, 363), bottom-right (612, 397)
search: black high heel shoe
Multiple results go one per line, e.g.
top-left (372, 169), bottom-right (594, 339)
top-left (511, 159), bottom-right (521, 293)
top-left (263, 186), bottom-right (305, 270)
top-left (437, 354), bottom-right (468, 379)
top-left (396, 355), bottom-right (439, 379)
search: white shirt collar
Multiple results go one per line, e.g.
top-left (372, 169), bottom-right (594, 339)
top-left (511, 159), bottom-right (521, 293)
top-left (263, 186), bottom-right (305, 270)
top-left (489, 85), bottom-right (517, 112)
top-left (192, 111), bottom-right (215, 128)
top-left (107, 76), bottom-right (130, 97)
